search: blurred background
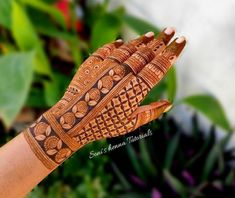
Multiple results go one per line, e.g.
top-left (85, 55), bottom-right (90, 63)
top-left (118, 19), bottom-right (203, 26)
top-left (0, 0), bottom-right (235, 197)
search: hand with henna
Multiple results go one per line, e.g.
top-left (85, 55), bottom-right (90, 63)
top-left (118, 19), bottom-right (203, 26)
top-left (0, 27), bottom-right (186, 198)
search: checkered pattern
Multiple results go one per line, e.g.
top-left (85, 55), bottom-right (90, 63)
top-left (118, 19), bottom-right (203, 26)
top-left (73, 76), bottom-right (150, 141)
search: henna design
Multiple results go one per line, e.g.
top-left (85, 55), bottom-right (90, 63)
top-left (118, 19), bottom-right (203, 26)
top-left (23, 30), bottom-right (186, 170)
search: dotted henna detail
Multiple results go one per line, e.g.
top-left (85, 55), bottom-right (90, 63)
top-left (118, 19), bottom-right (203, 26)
top-left (60, 112), bottom-right (76, 129)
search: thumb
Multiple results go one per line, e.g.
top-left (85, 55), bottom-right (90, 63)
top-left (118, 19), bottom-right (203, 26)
top-left (130, 100), bottom-right (172, 130)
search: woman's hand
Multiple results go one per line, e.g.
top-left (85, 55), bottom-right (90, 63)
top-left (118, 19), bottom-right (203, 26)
top-left (23, 27), bottom-right (186, 170)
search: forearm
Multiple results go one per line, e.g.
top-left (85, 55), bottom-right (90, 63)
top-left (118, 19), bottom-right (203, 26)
top-left (0, 132), bottom-right (52, 198)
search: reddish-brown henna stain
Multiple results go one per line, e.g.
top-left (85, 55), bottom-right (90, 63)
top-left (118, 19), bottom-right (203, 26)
top-left (23, 30), bottom-right (186, 170)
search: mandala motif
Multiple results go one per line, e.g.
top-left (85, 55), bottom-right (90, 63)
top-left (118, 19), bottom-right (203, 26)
top-left (72, 101), bottom-right (88, 118)
top-left (60, 112), bottom-right (76, 129)
top-left (109, 65), bottom-right (125, 81)
top-left (34, 122), bottom-right (51, 141)
top-left (55, 148), bottom-right (72, 163)
top-left (98, 76), bottom-right (113, 94)
top-left (85, 88), bottom-right (100, 106)
top-left (44, 136), bottom-right (62, 151)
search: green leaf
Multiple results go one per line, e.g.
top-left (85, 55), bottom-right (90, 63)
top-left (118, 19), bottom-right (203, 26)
top-left (166, 67), bottom-right (177, 102)
top-left (164, 133), bottom-right (180, 169)
top-left (27, 186), bottom-right (45, 198)
top-left (126, 144), bottom-right (146, 180)
top-left (124, 14), bottom-right (160, 35)
top-left (11, 0), bottom-right (51, 75)
top-left (111, 162), bottom-right (131, 190)
top-left (201, 133), bottom-right (232, 181)
top-left (141, 81), bottom-right (167, 105)
top-left (91, 13), bottom-right (122, 50)
top-left (0, 0), bottom-right (12, 29)
top-left (20, 0), bottom-right (66, 29)
top-left (0, 52), bottom-right (35, 128)
top-left (26, 87), bottom-right (47, 108)
top-left (163, 169), bottom-right (187, 198)
top-left (139, 139), bottom-right (156, 175)
top-left (201, 143), bottom-right (219, 181)
top-left (181, 94), bottom-right (231, 131)
top-left (44, 72), bottom-right (70, 106)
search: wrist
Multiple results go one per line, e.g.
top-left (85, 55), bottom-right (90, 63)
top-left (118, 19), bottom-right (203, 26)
top-left (23, 108), bottom-right (82, 170)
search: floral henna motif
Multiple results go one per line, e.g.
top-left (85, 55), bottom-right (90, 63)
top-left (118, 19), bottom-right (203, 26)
top-left (23, 116), bottom-right (73, 169)
top-left (23, 30), bottom-right (186, 170)
top-left (23, 61), bottom-right (133, 169)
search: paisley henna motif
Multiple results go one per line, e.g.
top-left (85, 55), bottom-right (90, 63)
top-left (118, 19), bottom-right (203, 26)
top-left (23, 29), bottom-right (186, 170)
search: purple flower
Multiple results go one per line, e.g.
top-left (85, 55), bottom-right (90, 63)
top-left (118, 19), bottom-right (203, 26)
top-left (130, 175), bottom-right (146, 187)
top-left (152, 188), bottom-right (162, 198)
top-left (182, 170), bottom-right (195, 186)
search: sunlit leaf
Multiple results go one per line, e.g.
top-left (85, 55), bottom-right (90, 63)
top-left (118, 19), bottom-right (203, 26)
top-left (20, 0), bottom-right (66, 29)
top-left (0, 52), bottom-right (35, 128)
top-left (91, 13), bottom-right (122, 50)
top-left (141, 81), bottom-right (167, 105)
top-left (166, 67), bottom-right (177, 102)
top-left (11, 1), bottom-right (51, 75)
top-left (181, 94), bottom-right (231, 131)
top-left (0, 0), bottom-right (12, 29)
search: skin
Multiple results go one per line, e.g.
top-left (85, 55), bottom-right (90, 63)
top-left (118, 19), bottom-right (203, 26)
top-left (0, 27), bottom-right (186, 198)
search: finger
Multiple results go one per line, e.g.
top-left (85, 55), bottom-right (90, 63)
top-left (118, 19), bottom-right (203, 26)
top-left (129, 100), bottom-right (172, 130)
top-left (147, 27), bottom-right (175, 55)
top-left (129, 31), bottom-right (155, 49)
top-left (120, 28), bottom-right (175, 75)
top-left (67, 39), bottom-right (124, 92)
top-left (92, 39), bottom-right (124, 60)
top-left (137, 36), bottom-right (186, 89)
top-left (107, 31), bottom-right (155, 64)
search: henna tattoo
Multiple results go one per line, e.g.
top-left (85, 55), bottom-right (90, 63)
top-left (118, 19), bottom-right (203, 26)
top-left (23, 30), bottom-right (186, 170)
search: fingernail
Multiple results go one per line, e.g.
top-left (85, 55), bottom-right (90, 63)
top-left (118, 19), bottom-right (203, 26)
top-left (163, 104), bottom-right (173, 113)
top-left (176, 36), bottom-right (186, 44)
top-left (116, 39), bottom-right (123, 43)
top-left (164, 27), bottom-right (175, 35)
top-left (145, 31), bottom-right (154, 38)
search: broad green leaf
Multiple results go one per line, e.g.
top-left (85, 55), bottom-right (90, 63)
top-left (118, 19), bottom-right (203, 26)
top-left (69, 38), bottom-right (82, 66)
top-left (26, 87), bottom-right (47, 108)
top-left (11, 1), bottom-right (51, 75)
top-left (181, 94), bottom-right (231, 131)
top-left (124, 14), bottom-right (160, 35)
top-left (91, 13), bottom-right (122, 50)
top-left (141, 81), bottom-right (167, 105)
top-left (0, 0), bottom-right (12, 29)
top-left (20, 0), bottom-right (66, 29)
top-left (164, 133), bottom-right (180, 169)
top-left (27, 186), bottom-right (45, 198)
top-left (163, 169), bottom-right (187, 198)
top-left (44, 72), bottom-right (70, 106)
top-left (0, 52), bottom-right (35, 128)
top-left (166, 67), bottom-right (177, 102)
